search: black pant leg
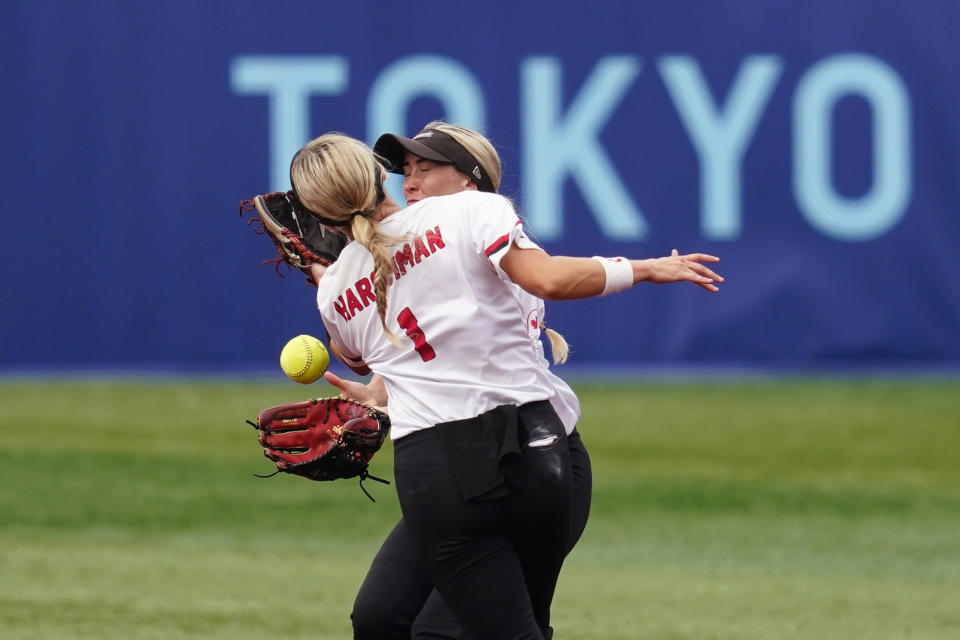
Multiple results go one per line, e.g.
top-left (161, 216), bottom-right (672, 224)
top-left (352, 520), bottom-right (435, 640)
top-left (395, 428), bottom-right (546, 640)
top-left (411, 429), bottom-right (592, 640)
top-left (566, 429), bottom-right (593, 554)
top-left (411, 589), bottom-right (469, 640)
top-left (507, 402), bottom-right (574, 635)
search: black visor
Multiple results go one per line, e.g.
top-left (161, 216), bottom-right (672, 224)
top-left (374, 128), bottom-right (496, 193)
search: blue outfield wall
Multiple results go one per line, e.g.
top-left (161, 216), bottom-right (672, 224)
top-left (1, 0), bottom-right (958, 372)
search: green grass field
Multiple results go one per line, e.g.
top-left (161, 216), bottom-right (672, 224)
top-left (1, 378), bottom-right (958, 639)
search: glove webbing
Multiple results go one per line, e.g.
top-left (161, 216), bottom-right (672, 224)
top-left (246, 418), bottom-right (391, 501)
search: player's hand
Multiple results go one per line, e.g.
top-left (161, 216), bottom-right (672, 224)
top-left (637, 249), bottom-right (723, 292)
top-left (324, 371), bottom-right (388, 412)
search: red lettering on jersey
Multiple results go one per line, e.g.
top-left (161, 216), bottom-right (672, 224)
top-left (426, 226), bottom-right (444, 252)
top-left (341, 233), bottom-right (445, 310)
top-left (345, 288), bottom-right (363, 316)
top-left (355, 277), bottom-right (375, 307)
top-left (334, 295), bottom-right (350, 322)
top-left (413, 237), bottom-right (430, 263)
top-left (395, 243), bottom-right (414, 275)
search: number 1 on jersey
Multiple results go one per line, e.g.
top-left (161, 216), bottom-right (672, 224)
top-left (397, 307), bottom-right (436, 362)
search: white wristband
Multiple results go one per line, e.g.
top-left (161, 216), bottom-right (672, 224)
top-left (592, 257), bottom-right (633, 296)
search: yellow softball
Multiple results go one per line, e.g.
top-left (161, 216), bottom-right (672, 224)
top-left (279, 334), bottom-right (330, 384)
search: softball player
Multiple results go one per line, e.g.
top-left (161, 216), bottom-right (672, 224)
top-left (343, 123), bottom-right (591, 640)
top-left (291, 133), bottom-right (722, 640)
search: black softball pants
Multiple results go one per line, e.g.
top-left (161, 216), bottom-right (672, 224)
top-left (352, 407), bottom-right (592, 640)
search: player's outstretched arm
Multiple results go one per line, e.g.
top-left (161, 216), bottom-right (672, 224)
top-left (500, 244), bottom-right (723, 300)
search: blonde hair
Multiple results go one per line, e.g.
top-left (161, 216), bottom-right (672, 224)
top-left (543, 326), bottom-right (569, 365)
top-left (422, 121), bottom-right (502, 192)
top-left (290, 133), bottom-right (401, 344)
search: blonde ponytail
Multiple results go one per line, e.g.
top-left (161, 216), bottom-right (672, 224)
top-left (290, 133), bottom-right (404, 345)
top-left (543, 326), bottom-right (570, 365)
top-left (349, 214), bottom-right (404, 346)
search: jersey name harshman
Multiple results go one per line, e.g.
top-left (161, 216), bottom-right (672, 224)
top-left (332, 226), bottom-right (447, 322)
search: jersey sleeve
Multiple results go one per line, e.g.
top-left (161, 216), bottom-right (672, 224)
top-left (322, 319), bottom-right (365, 369)
top-left (464, 193), bottom-right (542, 282)
top-left (316, 287), bottom-right (366, 369)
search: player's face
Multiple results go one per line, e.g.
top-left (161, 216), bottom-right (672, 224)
top-left (402, 151), bottom-right (476, 205)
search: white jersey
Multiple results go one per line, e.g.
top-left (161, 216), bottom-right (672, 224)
top-left (317, 191), bottom-right (566, 440)
top-left (513, 288), bottom-right (581, 435)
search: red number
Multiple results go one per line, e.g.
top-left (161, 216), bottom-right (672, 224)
top-left (397, 307), bottom-right (436, 362)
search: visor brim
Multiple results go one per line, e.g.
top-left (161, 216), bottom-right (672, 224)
top-left (373, 134), bottom-right (454, 174)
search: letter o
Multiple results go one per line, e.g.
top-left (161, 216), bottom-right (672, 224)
top-left (366, 55), bottom-right (485, 144)
top-left (793, 54), bottom-right (912, 241)
top-left (366, 55), bottom-right (485, 201)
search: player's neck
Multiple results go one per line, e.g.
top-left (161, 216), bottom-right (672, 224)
top-left (373, 196), bottom-right (402, 221)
